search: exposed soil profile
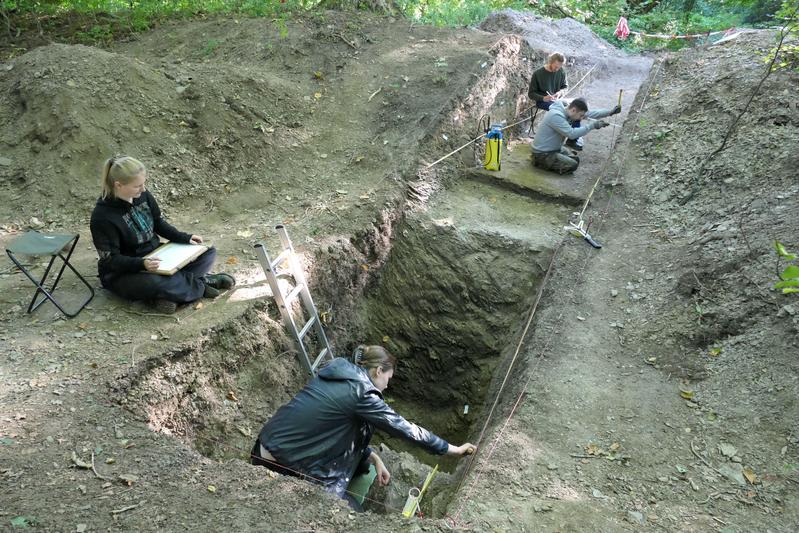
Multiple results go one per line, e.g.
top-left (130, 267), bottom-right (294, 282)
top-left (1, 9), bottom-right (797, 532)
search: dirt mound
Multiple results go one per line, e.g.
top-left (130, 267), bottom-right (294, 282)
top-left (618, 32), bottom-right (799, 474)
top-left (1, 43), bottom-right (177, 218)
top-left (628, 30), bottom-right (799, 358)
top-left (0, 40), bottom-right (310, 229)
top-left (479, 9), bottom-right (622, 62)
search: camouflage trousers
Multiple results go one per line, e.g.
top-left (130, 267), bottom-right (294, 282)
top-left (533, 147), bottom-right (580, 174)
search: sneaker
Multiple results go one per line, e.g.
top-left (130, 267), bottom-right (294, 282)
top-left (203, 273), bottom-right (236, 290)
top-left (151, 299), bottom-right (177, 314)
top-left (565, 138), bottom-right (584, 151)
top-left (203, 284), bottom-right (221, 298)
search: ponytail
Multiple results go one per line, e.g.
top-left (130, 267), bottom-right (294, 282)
top-left (100, 155), bottom-right (146, 199)
top-left (353, 345), bottom-right (396, 372)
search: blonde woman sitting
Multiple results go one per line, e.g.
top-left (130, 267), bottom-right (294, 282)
top-left (90, 155), bottom-right (234, 314)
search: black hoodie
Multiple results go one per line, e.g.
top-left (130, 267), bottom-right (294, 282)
top-left (90, 190), bottom-right (191, 279)
top-left (258, 358), bottom-right (449, 499)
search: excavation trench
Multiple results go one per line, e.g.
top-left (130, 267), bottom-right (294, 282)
top-left (111, 172), bottom-right (567, 516)
top-left (107, 15), bottom-right (633, 515)
top-left (106, 82), bottom-right (654, 523)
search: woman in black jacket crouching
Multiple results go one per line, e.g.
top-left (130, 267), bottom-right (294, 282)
top-left (252, 345), bottom-right (476, 511)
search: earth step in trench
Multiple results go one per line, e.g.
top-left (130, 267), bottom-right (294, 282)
top-left (466, 140), bottom-right (591, 206)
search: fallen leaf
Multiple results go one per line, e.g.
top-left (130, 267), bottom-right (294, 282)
top-left (314, 92), bottom-right (322, 99)
top-left (360, 264), bottom-right (369, 271)
top-left (679, 389), bottom-right (694, 400)
top-left (718, 443), bottom-right (737, 458)
top-left (236, 229), bottom-right (253, 238)
top-left (225, 256), bottom-right (239, 265)
top-left (382, 335), bottom-right (390, 343)
top-left (77, 323), bottom-right (89, 330)
top-left (118, 473), bottom-right (138, 486)
top-left (609, 442), bottom-right (621, 452)
top-left (742, 466), bottom-right (758, 484)
top-left (105, 457), bottom-right (116, 464)
top-left (194, 302), bottom-right (204, 310)
top-left (227, 391), bottom-right (239, 402)
top-left (313, 71), bottom-right (323, 79)
top-left (585, 443), bottom-right (603, 456)
top-left (207, 484), bottom-right (217, 493)
top-left (71, 451), bottom-right (92, 469)
top-left (708, 347), bottom-right (722, 357)
top-left (354, 155), bottom-right (364, 163)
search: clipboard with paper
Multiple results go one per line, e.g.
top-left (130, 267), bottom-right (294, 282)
top-left (143, 242), bottom-right (208, 276)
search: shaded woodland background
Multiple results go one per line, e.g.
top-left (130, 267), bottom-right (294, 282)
top-left (1, 0), bottom-right (796, 57)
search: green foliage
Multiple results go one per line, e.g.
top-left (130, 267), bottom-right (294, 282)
top-left (274, 12), bottom-right (290, 39)
top-left (0, 0), bottom-right (795, 52)
top-left (591, 0), bottom-right (750, 52)
top-left (774, 241), bottom-right (799, 295)
top-left (395, 0), bottom-right (530, 27)
top-left (10, 516), bottom-right (36, 528)
top-left (768, 0), bottom-right (799, 72)
top-left (201, 38), bottom-right (219, 56)
top-left (75, 23), bottom-right (114, 45)
top-left (1, 0), bottom-right (306, 45)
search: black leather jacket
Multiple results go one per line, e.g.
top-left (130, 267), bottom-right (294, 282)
top-left (257, 358), bottom-right (449, 499)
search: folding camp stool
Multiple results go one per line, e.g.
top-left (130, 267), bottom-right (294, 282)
top-left (5, 231), bottom-right (94, 318)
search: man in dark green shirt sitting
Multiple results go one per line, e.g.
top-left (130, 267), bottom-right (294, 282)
top-left (528, 52), bottom-right (568, 107)
top-left (528, 52), bottom-right (584, 151)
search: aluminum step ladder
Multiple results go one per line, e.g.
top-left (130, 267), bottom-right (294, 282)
top-left (254, 224), bottom-right (335, 375)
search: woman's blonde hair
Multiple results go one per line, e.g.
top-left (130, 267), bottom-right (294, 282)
top-left (547, 52), bottom-right (566, 65)
top-left (100, 155), bottom-right (146, 199)
top-left (353, 345), bottom-right (396, 372)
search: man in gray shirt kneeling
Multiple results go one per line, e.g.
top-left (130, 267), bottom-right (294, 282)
top-left (531, 98), bottom-right (620, 174)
